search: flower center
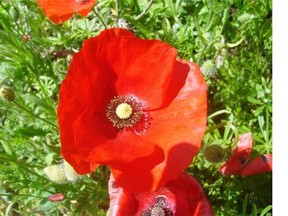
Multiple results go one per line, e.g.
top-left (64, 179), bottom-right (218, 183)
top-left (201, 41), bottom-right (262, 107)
top-left (106, 95), bottom-right (150, 133)
top-left (115, 103), bottom-right (133, 119)
top-left (151, 206), bottom-right (165, 216)
top-left (142, 195), bottom-right (174, 216)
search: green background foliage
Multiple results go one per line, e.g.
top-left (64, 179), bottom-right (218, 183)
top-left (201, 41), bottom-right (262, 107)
top-left (0, 0), bottom-right (272, 215)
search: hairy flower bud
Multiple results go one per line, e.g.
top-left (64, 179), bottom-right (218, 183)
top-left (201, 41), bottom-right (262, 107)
top-left (0, 86), bottom-right (15, 102)
top-left (43, 164), bottom-right (69, 184)
top-left (203, 144), bottom-right (226, 163)
top-left (63, 160), bottom-right (80, 182)
top-left (201, 60), bottom-right (217, 78)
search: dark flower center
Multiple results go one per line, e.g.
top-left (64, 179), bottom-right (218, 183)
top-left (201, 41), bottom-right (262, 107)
top-left (106, 95), bottom-right (150, 133)
top-left (261, 155), bottom-right (270, 163)
top-left (239, 156), bottom-right (247, 165)
top-left (142, 195), bottom-right (174, 216)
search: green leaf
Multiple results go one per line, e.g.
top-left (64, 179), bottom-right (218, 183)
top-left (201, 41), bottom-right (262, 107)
top-left (242, 196), bottom-right (248, 214)
top-left (260, 205), bottom-right (272, 216)
top-left (0, 140), bottom-right (14, 156)
top-left (227, 36), bottom-right (245, 48)
top-left (251, 203), bottom-right (258, 216)
top-left (254, 105), bottom-right (265, 116)
top-left (247, 96), bottom-right (263, 105)
top-left (14, 126), bottom-right (47, 137)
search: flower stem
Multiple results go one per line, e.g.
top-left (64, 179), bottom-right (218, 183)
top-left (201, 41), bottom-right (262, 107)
top-left (93, 7), bottom-right (107, 29)
top-left (12, 101), bottom-right (57, 128)
top-left (205, 121), bottom-right (239, 149)
top-left (135, 0), bottom-right (155, 20)
top-left (115, 0), bottom-right (119, 24)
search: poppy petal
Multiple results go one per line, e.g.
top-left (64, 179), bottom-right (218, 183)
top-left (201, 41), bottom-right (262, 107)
top-left (241, 154), bottom-right (272, 176)
top-left (48, 193), bottom-right (65, 202)
top-left (58, 29), bottom-right (135, 174)
top-left (58, 70), bottom-right (99, 174)
top-left (72, 108), bottom-right (164, 169)
top-left (108, 172), bottom-right (214, 216)
top-left (141, 60), bottom-right (207, 190)
top-left (165, 172), bottom-right (215, 216)
top-left (219, 132), bottom-right (253, 176)
top-left (108, 60), bottom-right (207, 192)
top-left (37, 0), bottom-right (97, 24)
top-left (108, 174), bottom-right (138, 216)
top-left (104, 37), bottom-right (178, 109)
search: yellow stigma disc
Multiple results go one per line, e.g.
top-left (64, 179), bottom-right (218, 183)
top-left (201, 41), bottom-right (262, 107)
top-left (115, 103), bottom-right (133, 119)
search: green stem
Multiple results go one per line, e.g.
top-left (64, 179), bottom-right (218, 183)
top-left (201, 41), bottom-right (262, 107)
top-left (205, 121), bottom-right (239, 149)
top-left (265, 106), bottom-right (270, 146)
top-left (0, 155), bottom-right (48, 180)
top-left (205, 121), bottom-right (227, 134)
top-left (115, 0), bottom-right (119, 24)
top-left (135, 0), bottom-right (155, 20)
top-left (93, 8), bottom-right (107, 29)
top-left (12, 101), bottom-right (57, 128)
top-left (0, 193), bottom-right (46, 199)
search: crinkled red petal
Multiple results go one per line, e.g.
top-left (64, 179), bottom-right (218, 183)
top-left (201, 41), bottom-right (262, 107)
top-left (36, 0), bottom-right (97, 24)
top-left (108, 174), bottom-right (138, 216)
top-left (72, 108), bottom-right (164, 168)
top-left (58, 29), bottom-right (135, 174)
top-left (107, 172), bottom-right (214, 216)
top-left (104, 36), bottom-right (178, 109)
top-left (241, 154), bottom-right (272, 176)
top-left (138, 60), bottom-right (207, 190)
top-left (219, 132), bottom-right (253, 176)
top-left (165, 173), bottom-right (214, 216)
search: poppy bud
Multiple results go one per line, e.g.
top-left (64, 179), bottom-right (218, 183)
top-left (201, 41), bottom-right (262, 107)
top-left (201, 60), bottom-right (217, 78)
top-left (63, 160), bottom-right (80, 182)
top-left (48, 193), bottom-right (64, 202)
top-left (43, 164), bottom-right (68, 184)
top-left (0, 86), bottom-right (15, 102)
top-left (203, 144), bottom-right (226, 163)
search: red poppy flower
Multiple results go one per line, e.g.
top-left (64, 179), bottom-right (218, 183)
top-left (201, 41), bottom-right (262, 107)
top-left (58, 28), bottom-right (207, 192)
top-left (37, 0), bottom-right (97, 24)
top-left (219, 132), bottom-right (272, 177)
top-left (219, 132), bottom-right (253, 176)
top-left (241, 154), bottom-right (272, 177)
top-left (108, 172), bottom-right (214, 216)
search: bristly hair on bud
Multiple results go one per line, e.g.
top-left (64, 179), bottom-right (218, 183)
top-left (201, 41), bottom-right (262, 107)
top-left (203, 144), bottom-right (227, 163)
top-left (0, 86), bottom-right (15, 102)
top-left (63, 160), bottom-right (80, 182)
top-left (43, 164), bottom-right (69, 184)
top-left (201, 60), bottom-right (217, 78)
top-left (43, 159), bottom-right (81, 184)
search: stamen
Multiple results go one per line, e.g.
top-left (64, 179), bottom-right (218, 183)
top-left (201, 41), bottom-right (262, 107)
top-left (106, 95), bottom-right (150, 133)
top-left (151, 206), bottom-right (165, 216)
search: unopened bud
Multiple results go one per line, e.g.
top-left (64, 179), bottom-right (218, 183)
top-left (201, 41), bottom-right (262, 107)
top-left (203, 144), bottom-right (226, 163)
top-left (43, 164), bottom-right (69, 184)
top-left (63, 160), bottom-right (80, 182)
top-left (0, 86), bottom-right (15, 102)
top-left (201, 60), bottom-right (217, 78)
